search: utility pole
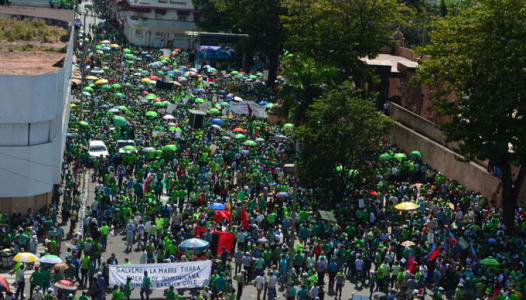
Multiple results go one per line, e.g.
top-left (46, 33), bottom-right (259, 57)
top-left (286, 140), bottom-right (299, 285)
top-left (79, 11), bottom-right (88, 126)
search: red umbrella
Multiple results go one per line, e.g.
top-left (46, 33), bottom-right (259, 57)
top-left (154, 98), bottom-right (162, 102)
top-left (55, 280), bottom-right (77, 290)
top-left (233, 128), bottom-right (246, 133)
top-left (0, 276), bottom-right (10, 292)
top-left (142, 91), bottom-right (149, 95)
top-left (370, 191), bottom-right (378, 196)
top-left (149, 76), bottom-right (159, 80)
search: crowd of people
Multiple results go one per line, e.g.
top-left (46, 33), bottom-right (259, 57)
top-left (5, 4), bottom-right (526, 300)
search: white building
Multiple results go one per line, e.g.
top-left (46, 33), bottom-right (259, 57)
top-left (0, 17), bottom-right (74, 214)
top-left (119, 0), bottom-right (201, 48)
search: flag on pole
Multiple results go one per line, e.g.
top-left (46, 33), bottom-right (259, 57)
top-left (160, 38), bottom-right (164, 47)
top-left (428, 243), bottom-right (439, 261)
top-left (240, 205), bottom-right (249, 230)
top-left (142, 172), bottom-right (153, 193)
top-left (246, 103), bottom-right (253, 117)
top-left (408, 252), bottom-right (415, 272)
top-left (225, 199), bottom-right (232, 212)
top-left (444, 235), bottom-right (448, 252)
top-left (470, 244), bottom-right (479, 262)
top-left (449, 232), bottom-right (459, 243)
top-left (255, 127), bottom-right (259, 137)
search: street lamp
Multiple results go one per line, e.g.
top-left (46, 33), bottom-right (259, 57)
top-left (282, 139), bottom-right (299, 285)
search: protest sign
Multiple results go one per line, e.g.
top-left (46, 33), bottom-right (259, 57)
top-left (229, 101), bottom-right (266, 116)
top-left (109, 261), bottom-right (212, 290)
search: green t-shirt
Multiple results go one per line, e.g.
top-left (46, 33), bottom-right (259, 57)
top-left (31, 270), bottom-right (42, 285)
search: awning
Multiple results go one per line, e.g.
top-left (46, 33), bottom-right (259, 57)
top-left (177, 10), bottom-right (190, 15)
top-left (155, 8), bottom-right (166, 15)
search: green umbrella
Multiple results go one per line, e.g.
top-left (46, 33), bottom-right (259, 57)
top-left (112, 84), bottom-right (122, 89)
top-left (102, 84), bottom-right (112, 90)
top-left (207, 67), bottom-right (217, 72)
top-left (243, 140), bottom-right (257, 146)
top-left (126, 60), bottom-right (134, 64)
top-left (88, 84), bottom-right (95, 88)
top-left (153, 102), bottom-right (166, 107)
top-left (266, 103), bottom-right (274, 108)
top-left (283, 123), bottom-right (295, 129)
top-left (125, 54), bottom-right (135, 59)
top-left (336, 166), bottom-right (360, 177)
top-left (112, 116), bottom-right (127, 126)
top-left (163, 145), bottom-right (177, 151)
top-left (256, 72), bottom-right (264, 76)
top-left (379, 153), bottom-right (391, 160)
top-left (117, 105), bottom-right (129, 111)
top-left (103, 66), bottom-right (109, 70)
top-left (195, 98), bottom-right (205, 103)
top-left (79, 121), bottom-right (89, 126)
top-left (231, 71), bottom-right (239, 75)
top-left (208, 108), bottom-right (221, 114)
top-left (220, 102), bottom-right (230, 107)
top-left (183, 73), bottom-right (190, 78)
top-left (114, 93), bottom-right (125, 98)
top-left (83, 87), bottom-right (94, 92)
top-left (124, 48), bottom-right (131, 53)
top-left (146, 94), bottom-right (157, 100)
top-left (235, 134), bottom-right (247, 139)
top-left (480, 257), bottom-right (499, 266)
top-left (146, 111), bottom-right (158, 117)
top-left (394, 153), bottom-right (407, 162)
top-left (140, 70), bottom-right (150, 76)
top-left (82, 92), bottom-right (90, 96)
top-left (97, 50), bottom-right (104, 55)
top-left (96, 45), bottom-right (102, 49)
top-left (409, 151), bottom-right (422, 158)
top-left (157, 71), bottom-right (165, 75)
top-left (249, 75), bottom-right (257, 79)
top-left (166, 73), bottom-right (175, 77)
top-left (235, 74), bottom-right (244, 78)
top-left (122, 145), bottom-right (137, 152)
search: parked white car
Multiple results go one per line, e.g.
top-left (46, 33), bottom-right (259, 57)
top-left (88, 140), bottom-right (109, 160)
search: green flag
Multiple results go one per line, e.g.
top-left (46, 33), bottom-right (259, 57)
top-left (247, 199), bottom-right (257, 212)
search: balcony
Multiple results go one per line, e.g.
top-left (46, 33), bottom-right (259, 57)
top-left (126, 14), bottom-right (198, 29)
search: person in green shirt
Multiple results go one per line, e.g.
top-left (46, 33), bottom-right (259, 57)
top-left (30, 266), bottom-right (43, 299)
top-left (166, 286), bottom-right (176, 300)
top-left (79, 291), bottom-right (89, 300)
top-left (124, 277), bottom-right (134, 298)
top-left (140, 271), bottom-right (151, 300)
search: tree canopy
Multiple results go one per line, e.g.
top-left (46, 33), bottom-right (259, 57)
top-left (295, 82), bottom-right (394, 201)
top-left (413, 0), bottom-right (526, 233)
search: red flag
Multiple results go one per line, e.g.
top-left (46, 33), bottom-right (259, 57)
top-left (195, 226), bottom-right (207, 238)
top-left (255, 127), bottom-right (259, 137)
top-left (240, 206), bottom-right (249, 230)
top-left (408, 253), bottom-right (415, 272)
top-left (214, 210), bottom-right (231, 222)
top-left (246, 103), bottom-right (252, 117)
top-left (382, 139), bottom-right (387, 147)
top-left (213, 231), bottom-right (235, 256)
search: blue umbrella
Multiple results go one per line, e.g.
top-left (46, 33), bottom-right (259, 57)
top-left (102, 47), bottom-right (111, 51)
top-left (208, 202), bottom-right (225, 210)
top-left (144, 54), bottom-right (152, 58)
top-left (100, 104), bottom-right (109, 109)
top-left (276, 192), bottom-right (290, 198)
top-left (259, 101), bottom-right (268, 105)
top-left (179, 238), bottom-right (210, 251)
top-left (177, 71), bottom-right (185, 74)
top-left (66, 133), bottom-right (74, 138)
top-left (225, 95), bottom-right (233, 99)
top-left (218, 90), bottom-right (227, 95)
top-left (193, 89), bottom-right (205, 93)
top-left (211, 125), bottom-right (221, 129)
top-left (211, 118), bottom-right (223, 125)
top-left (166, 71), bottom-right (175, 75)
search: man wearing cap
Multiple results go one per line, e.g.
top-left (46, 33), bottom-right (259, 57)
top-left (96, 272), bottom-right (105, 300)
top-left (30, 266), bottom-right (42, 300)
top-left (242, 252), bottom-right (252, 282)
top-left (32, 286), bottom-right (43, 300)
top-left (454, 283), bottom-right (463, 300)
top-left (125, 220), bottom-right (135, 251)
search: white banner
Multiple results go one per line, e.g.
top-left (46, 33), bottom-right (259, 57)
top-left (162, 49), bottom-right (171, 58)
top-left (229, 101), bottom-right (267, 117)
top-left (109, 261), bottom-right (212, 290)
top-left (166, 104), bottom-right (177, 114)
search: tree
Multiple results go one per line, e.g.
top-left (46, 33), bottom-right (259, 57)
top-left (278, 57), bottom-right (338, 126)
top-left (413, 0), bottom-right (526, 234)
top-left (192, 0), bottom-right (285, 88)
top-left (295, 82), bottom-right (394, 201)
top-left (282, 0), bottom-right (406, 85)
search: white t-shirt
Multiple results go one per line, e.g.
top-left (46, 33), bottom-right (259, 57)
top-left (255, 276), bottom-right (265, 289)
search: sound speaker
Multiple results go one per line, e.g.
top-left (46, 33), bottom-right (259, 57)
top-left (188, 109), bottom-right (207, 129)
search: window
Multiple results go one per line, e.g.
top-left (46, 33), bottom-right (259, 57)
top-left (135, 30), bottom-right (143, 35)
top-left (156, 32), bottom-right (164, 37)
top-left (0, 121), bottom-right (52, 146)
top-left (29, 121), bottom-right (51, 145)
top-left (178, 14), bottom-right (187, 21)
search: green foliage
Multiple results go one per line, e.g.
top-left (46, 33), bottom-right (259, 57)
top-left (295, 82), bottom-right (394, 200)
top-left (413, 0), bottom-right (526, 232)
top-left (282, 0), bottom-right (406, 84)
top-left (439, 0), bottom-right (448, 16)
top-left (0, 18), bottom-right (63, 42)
top-left (279, 57), bottom-right (338, 126)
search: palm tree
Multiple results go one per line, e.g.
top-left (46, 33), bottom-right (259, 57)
top-left (278, 57), bottom-right (338, 125)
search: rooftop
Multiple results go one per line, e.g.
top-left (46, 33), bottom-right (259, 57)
top-left (363, 53), bottom-right (418, 74)
top-left (0, 17), bottom-right (68, 75)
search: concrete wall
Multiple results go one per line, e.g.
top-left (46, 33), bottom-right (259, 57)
top-left (390, 121), bottom-right (502, 204)
top-left (0, 191), bottom-right (52, 215)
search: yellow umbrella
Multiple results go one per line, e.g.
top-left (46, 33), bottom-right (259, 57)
top-left (95, 79), bottom-right (108, 84)
top-left (85, 75), bottom-right (99, 80)
top-left (395, 202), bottom-right (420, 211)
top-left (400, 241), bottom-right (416, 247)
top-left (110, 44), bottom-right (121, 48)
top-left (141, 78), bottom-right (151, 82)
top-left (13, 252), bottom-right (39, 263)
top-left (70, 104), bottom-right (77, 108)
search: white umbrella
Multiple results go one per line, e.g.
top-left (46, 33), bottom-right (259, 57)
top-left (189, 68), bottom-right (198, 72)
top-left (143, 147), bottom-right (156, 152)
top-left (40, 255), bottom-right (62, 264)
top-left (108, 108), bottom-right (120, 113)
top-left (163, 115), bottom-right (175, 120)
top-left (233, 96), bottom-right (243, 102)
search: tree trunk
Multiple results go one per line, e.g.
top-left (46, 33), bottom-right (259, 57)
top-left (501, 165), bottom-right (516, 235)
top-left (266, 50), bottom-right (279, 90)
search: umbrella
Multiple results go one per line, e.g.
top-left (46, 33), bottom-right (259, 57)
top-left (0, 277), bottom-right (10, 292)
top-left (195, 98), bottom-right (205, 103)
top-left (394, 153), bottom-right (407, 161)
top-left (208, 108), bottom-right (221, 114)
top-left (52, 263), bottom-right (70, 271)
top-left (100, 105), bottom-right (109, 109)
top-left (283, 123), bottom-right (295, 129)
top-left (257, 237), bottom-right (269, 244)
top-left (239, 150), bottom-right (251, 155)
top-left (400, 241), bottom-right (416, 247)
top-left (179, 239), bottom-right (210, 251)
top-left (266, 103), bottom-right (274, 109)
top-left (55, 280), bottom-right (77, 290)
top-left (222, 136), bottom-right (231, 140)
top-left (101, 84), bottom-right (112, 90)
top-left (66, 133), bottom-right (74, 138)
top-left (211, 118), bottom-right (223, 125)
top-left (208, 203), bottom-right (226, 210)
top-left (100, 40), bottom-right (110, 44)
top-left (409, 151), bottom-right (422, 158)
top-left (109, 44), bottom-right (121, 48)
top-left (114, 93), bottom-right (125, 98)
top-left (83, 86), bottom-right (94, 92)
top-left (142, 78), bottom-right (151, 82)
top-left (124, 48), bottom-right (131, 53)
top-left (117, 106), bottom-right (129, 111)
top-left (146, 94), bottom-right (157, 100)
top-left (149, 76), bottom-right (159, 80)
top-left (146, 111), bottom-right (158, 117)
top-left (395, 202), bottom-right (420, 211)
top-left (82, 92), bottom-right (90, 97)
top-left (163, 145), bottom-right (177, 151)
top-left (13, 252), bottom-right (39, 263)
top-left (153, 102), bottom-right (166, 107)
top-left (113, 116), bottom-right (127, 126)
top-left (143, 147), bottom-right (156, 152)
top-left (233, 96), bottom-right (243, 102)
top-left (244, 140), bottom-right (257, 146)
top-left (235, 134), bottom-right (246, 139)
top-left (123, 145), bottom-right (137, 152)
top-left (40, 254), bottom-right (62, 264)
top-left (79, 121), bottom-right (89, 126)
top-left (102, 47), bottom-right (111, 51)
top-left (220, 102), bottom-right (230, 107)
top-left (94, 79), bottom-right (108, 84)
top-left (480, 257), bottom-right (500, 266)
top-left (255, 138), bottom-right (265, 142)
top-left (108, 108), bottom-right (120, 113)
top-left (233, 128), bottom-right (246, 133)
top-left (163, 115), bottom-right (175, 120)
top-left (276, 192), bottom-right (290, 198)
top-left (259, 101), bottom-right (268, 105)
top-left (231, 71), bottom-right (239, 75)
top-left (372, 292), bottom-right (387, 300)
top-left (210, 125), bottom-right (221, 130)
top-left (379, 153), bottom-right (391, 160)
